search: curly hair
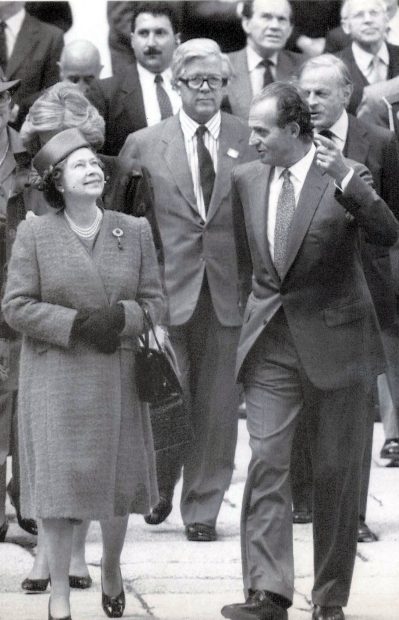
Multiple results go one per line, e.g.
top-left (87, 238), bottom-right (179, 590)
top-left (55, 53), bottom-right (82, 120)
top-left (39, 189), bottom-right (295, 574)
top-left (20, 82), bottom-right (105, 156)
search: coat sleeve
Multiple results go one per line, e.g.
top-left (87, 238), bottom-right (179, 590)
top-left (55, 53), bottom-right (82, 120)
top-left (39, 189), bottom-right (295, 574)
top-left (1, 220), bottom-right (77, 347)
top-left (120, 218), bottom-right (165, 337)
top-left (231, 170), bottom-right (253, 314)
top-left (357, 91), bottom-right (390, 130)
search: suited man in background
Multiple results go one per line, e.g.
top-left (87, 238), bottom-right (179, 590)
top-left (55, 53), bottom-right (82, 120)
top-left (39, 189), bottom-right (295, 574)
top-left (224, 0), bottom-right (303, 121)
top-left (336, 0), bottom-right (399, 114)
top-left (221, 81), bottom-right (398, 620)
top-left (90, 1), bottom-right (181, 156)
top-left (0, 2), bottom-right (64, 129)
top-left (120, 38), bottom-right (255, 542)
top-left (295, 53), bottom-right (399, 542)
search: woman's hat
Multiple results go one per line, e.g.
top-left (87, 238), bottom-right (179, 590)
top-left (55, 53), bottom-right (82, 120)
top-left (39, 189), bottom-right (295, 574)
top-left (33, 128), bottom-right (90, 177)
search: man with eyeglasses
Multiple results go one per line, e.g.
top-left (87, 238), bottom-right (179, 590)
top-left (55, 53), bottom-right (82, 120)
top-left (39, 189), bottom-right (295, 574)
top-left (58, 40), bottom-right (103, 98)
top-left (224, 0), bottom-right (303, 121)
top-left (120, 38), bottom-right (256, 542)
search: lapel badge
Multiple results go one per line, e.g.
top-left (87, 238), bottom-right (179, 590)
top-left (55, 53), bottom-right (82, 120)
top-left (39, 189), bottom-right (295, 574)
top-left (112, 227), bottom-right (124, 250)
top-left (227, 148), bottom-right (239, 159)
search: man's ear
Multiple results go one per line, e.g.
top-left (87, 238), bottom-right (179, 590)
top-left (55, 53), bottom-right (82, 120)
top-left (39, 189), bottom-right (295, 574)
top-left (342, 19), bottom-right (350, 35)
top-left (175, 32), bottom-right (181, 46)
top-left (289, 122), bottom-right (300, 138)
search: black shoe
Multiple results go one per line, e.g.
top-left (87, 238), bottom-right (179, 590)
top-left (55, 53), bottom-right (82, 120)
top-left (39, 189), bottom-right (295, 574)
top-left (312, 605), bottom-right (344, 620)
top-left (380, 438), bottom-right (399, 459)
top-left (69, 574), bottom-right (92, 589)
top-left (357, 520), bottom-right (378, 543)
top-left (221, 591), bottom-right (288, 620)
top-left (101, 563), bottom-right (125, 618)
top-left (48, 600), bottom-right (72, 620)
top-left (144, 496), bottom-right (172, 525)
top-left (292, 509), bottom-right (313, 524)
top-left (22, 577), bottom-right (50, 592)
top-left (0, 520), bottom-right (8, 542)
top-left (185, 523), bottom-right (217, 542)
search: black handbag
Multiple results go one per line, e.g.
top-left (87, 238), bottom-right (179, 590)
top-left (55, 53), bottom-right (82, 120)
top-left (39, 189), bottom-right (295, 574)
top-left (135, 309), bottom-right (193, 452)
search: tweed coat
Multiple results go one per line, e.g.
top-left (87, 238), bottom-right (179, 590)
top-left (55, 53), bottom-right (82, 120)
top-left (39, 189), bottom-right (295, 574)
top-left (2, 210), bottom-right (164, 520)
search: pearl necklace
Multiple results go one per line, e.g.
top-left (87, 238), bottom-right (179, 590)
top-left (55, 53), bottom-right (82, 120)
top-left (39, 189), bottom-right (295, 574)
top-left (64, 207), bottom-right (103, 239)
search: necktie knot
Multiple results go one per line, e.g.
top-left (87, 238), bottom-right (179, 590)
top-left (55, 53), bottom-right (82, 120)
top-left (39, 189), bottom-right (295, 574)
top-left (196, 125), bottom-right (208, 139)
top-left (154, 73), bottom-right (163, 84)
top-left (281, 168), bottom-right (290, 181)
top-left (319, 129), bottom-right (334, 140)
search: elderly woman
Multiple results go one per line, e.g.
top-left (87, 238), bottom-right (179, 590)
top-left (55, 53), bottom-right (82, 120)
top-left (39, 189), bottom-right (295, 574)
top-left (2, 128), bottom-right (164, 620)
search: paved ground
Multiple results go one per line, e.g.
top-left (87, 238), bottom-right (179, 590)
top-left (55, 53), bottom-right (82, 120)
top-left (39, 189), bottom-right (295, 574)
top-left (0, 421), bottom-right (398, 620)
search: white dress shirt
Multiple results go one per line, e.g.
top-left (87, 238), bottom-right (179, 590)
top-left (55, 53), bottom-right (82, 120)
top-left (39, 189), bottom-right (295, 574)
top-left (2, 7), bottom-right (25, 59)
top-left (246, 46), bottom-right (279, 96)
top-left (179, 109), bottom-right (221, 221)
top-left (352, 41), bottom-right (389, 83)
top-left (136, 63), bottom-right (181, 126)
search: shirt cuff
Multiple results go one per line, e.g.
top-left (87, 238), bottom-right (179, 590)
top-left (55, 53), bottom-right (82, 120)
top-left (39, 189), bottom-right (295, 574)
top-left (335, 168), bottom-right (354, 192)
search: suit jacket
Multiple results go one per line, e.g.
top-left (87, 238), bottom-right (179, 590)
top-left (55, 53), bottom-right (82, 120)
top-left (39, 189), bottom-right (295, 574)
top-left (5, 13), bottom-right (64, 129)
top-left (337, 43), bottom-right (399, 115)
top-left (119, 112), bottom-right (256, 326)
top-left (88, 63), bottom-right (148, 156)
top-left (232, 158), bottom-right (398, 389)
top-left (344, 114), bottom-right (399, 327)
top-left (224, 48), bottom-right (304, 120)
top-left (357, 76), bottom-right (399, 134)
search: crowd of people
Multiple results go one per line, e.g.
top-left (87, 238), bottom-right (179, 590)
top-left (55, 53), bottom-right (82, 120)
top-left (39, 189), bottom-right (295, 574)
top-left (0, 2), bottom-right (398, 620)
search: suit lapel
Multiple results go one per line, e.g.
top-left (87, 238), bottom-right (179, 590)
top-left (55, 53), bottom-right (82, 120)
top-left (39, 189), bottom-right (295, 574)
top-left (161, 118), bottom-right (198, 214)
top-left (388, 43), bottom-right (399, 78)
top-left (230, 50), bottom-right (253, 119)
top-left (206, 115), bottom-right (247, 222)
top-left (344, 115), bottom-right (369, 162)
top-left (7, 15), bottom-right (38, 78)
top-left (282, 161), bottom-right (329, 279)
top-left (120, 64), bottom-right (147, 130)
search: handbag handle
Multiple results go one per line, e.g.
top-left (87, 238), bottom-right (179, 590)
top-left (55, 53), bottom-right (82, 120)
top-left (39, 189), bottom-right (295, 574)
top-left (140, 307), bottom-right (163, 352)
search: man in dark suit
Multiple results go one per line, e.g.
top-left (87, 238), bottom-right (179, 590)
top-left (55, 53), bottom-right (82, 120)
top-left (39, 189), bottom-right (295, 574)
top-left (336, 0), bottom-right (399, 114)
top-left (297, 53), bottom-right (399, 540)
top-left (90, 2), bottom-right (181, 156)
top-left (225, 0), bottom-right (303, 121)
top-left (220, 81), bottom-right (398, 620)
top-left (0, 2), bottom-right (64, 129)
top-left (120, 38), bottom-right (255, 542)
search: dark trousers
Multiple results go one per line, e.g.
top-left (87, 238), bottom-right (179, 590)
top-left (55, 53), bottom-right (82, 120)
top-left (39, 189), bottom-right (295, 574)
top-left (241, 309), bottom-right (368, 606)
top-left (155, 280), bottom-right (240, 526)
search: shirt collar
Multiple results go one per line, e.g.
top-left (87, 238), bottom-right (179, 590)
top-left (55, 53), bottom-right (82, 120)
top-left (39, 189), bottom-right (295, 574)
top-left (4, 7), bottom-right (25, 36)
top-left (352, 40), bottom-right (389, 73)
top-left (327, 109), bottom-right (348, 144)
top-left (246, 45), bottom-right (279, 72)
top-left (274, 143), bottom-right (316, 185)
top-left (179, 108), bottom-right (221, 141)
top-left (136, 61), bottom-right (173, 85)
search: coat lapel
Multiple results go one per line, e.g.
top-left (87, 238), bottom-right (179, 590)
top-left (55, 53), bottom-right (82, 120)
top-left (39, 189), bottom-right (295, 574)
top-left (282, 161), bottom-right (329, 279)
top-left (161, 118), bottom-right (198, 214)
top-left (344, 115), bottom-right (369, 162)
top-left (6, 14), bottom-right (38, 78)
top-left (119, 64), bottom-right (147, 130)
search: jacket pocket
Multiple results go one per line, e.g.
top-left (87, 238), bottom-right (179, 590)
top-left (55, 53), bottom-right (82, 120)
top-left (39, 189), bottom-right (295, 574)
top-left (323, 300), bottom-right (368, 327)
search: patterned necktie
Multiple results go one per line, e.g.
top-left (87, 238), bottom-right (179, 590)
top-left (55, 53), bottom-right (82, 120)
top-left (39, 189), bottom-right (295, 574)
top-left (154, 73), bottom-right (173, 120)
top-left (274, 169), bottom-right (296, 278)
top-left (367, 55), bottom-right (386, 84)
top-left (196, 125), bottom-right (215, 213)
top-left (260, 59), bottom-right (274, 88)
top-left (0, 22), bottom-right (7, 73)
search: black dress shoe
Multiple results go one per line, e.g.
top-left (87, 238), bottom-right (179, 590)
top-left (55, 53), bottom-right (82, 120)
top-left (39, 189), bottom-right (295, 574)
top-left (221, 591), bottom-right (288, 620)
top-left (380, 438), bottom-right (399, 459)
top-left (101, 563), bottom-right (125, 618)
top-left (292, 509), bottom-right (313, 524)
top-left (357, 520), bottom-right (378, 543)
top-left (21, 576), bottom-right (50, 592)
top-left (48, 600), bottom-right (72, 620)
top-left (69, 574), bottom-right (92, 589)
top-left (144, 496), bottom-right (172, 525)
top-left (0, 520), bottom-right (8, 542)
top-left (312, 605), bottom-right (344, 620)
top-left (185, 523), bottom-right (217, 542)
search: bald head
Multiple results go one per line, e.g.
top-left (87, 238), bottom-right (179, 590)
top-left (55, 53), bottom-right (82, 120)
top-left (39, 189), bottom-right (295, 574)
top-left (59, 40), bottom-right (103, 96)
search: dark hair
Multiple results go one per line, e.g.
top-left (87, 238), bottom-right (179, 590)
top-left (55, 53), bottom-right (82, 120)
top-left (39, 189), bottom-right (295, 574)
top-left (130, 2), bottom-right (181, 34)
top-left (241, 0), bottom-right (293, 21)
top-left (252, 82), bottom-right (313, 142)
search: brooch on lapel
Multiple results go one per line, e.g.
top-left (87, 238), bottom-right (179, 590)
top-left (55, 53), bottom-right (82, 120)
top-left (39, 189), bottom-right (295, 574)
top-left (112, 228), bottom-right (124, 250)
top-left (227, 148), bottom-right (239, 159)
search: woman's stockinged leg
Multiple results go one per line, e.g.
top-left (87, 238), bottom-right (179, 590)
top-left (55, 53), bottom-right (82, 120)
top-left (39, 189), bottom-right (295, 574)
top-left (100, 515), bottom-right (129, 596)
top-left (69, 520), bottom-right (91, 576)
top-left (42, 517), bottom-right (74, 619)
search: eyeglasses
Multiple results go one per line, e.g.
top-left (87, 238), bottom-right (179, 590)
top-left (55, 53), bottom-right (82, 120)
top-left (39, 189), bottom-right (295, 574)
top-left (66, 75), bottom-right (96, 85)
top-left (0, 91), bottom-right (11, 106)
top-left (178, 75), bottom-right (228, 90)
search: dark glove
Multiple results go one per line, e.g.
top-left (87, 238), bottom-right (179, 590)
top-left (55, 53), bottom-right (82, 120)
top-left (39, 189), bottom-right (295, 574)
top-left (71, 305), bottom-right (125, 353)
